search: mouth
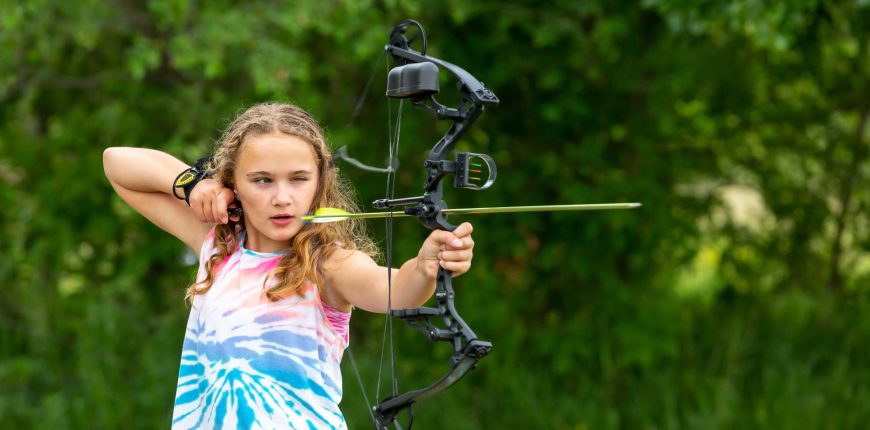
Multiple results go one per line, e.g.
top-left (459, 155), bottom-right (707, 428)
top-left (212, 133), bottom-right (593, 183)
top-left (270, 214), bottom-right (294, 225)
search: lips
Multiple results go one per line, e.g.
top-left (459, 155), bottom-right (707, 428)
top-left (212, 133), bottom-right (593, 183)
top-left (270, 213), bottom-right (294, 225)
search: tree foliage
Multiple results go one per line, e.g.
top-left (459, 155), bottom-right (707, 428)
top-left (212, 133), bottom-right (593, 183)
top-left (1, 0), bottom-right (868, 428)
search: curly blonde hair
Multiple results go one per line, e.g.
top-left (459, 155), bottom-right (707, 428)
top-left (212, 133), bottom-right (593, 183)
top-left (186, 102), bottom-right (377, 302)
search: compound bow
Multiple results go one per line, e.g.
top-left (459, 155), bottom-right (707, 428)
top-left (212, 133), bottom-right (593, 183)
top-left (338, 19), bottom-right (639, 429)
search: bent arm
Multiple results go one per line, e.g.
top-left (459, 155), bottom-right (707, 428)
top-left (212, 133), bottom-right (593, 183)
top-left (103, 147), bottom-right (211, 251)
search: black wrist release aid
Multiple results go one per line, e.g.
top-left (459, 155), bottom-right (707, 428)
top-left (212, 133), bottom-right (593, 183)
top-left (173, 157), bottom-right (213, 205)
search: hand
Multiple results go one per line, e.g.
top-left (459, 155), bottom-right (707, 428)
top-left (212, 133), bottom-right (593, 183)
top-left (418, 222), bottom-right (475, 278)
top-left (187, 178), bottom-right (240, 224)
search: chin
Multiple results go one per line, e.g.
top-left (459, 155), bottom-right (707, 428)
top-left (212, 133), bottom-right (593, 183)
top-left (244, 220), bottom-right (300, 242)
top-left (269, 225), bottom-right (303, 241)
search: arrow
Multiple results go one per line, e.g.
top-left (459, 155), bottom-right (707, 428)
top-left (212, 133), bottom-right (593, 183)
top-left (302, 203), bottom-right (641, 223)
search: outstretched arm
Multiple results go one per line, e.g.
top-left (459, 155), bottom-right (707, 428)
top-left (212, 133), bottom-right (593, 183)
top-left (325, 222), bottom-right (475, 313)
top-left (103, 147), bottom-right (213, 252)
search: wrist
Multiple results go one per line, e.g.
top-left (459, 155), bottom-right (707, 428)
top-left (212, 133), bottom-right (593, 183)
top-left (173, 157), bottom-right (213, 205)
top-left (415, 251), bottom-right (437, 279)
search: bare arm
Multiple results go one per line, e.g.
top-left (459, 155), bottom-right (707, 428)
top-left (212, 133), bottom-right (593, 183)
top-left (325, 223), bottom-right (475, 313)
top-left (324, 251), bottom-right (434, 313)
top-left (103, 147), bottom-right (212, 252)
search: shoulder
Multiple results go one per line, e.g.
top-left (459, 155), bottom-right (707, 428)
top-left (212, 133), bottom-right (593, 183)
top-left (195, 226), bottom-right (239, 273)
top-left (322, 246), bottom-right (378, 279)
top-left (198, 227), bottom-right (218, 259)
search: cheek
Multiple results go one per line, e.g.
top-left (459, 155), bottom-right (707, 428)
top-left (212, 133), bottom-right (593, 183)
top-left (309, 182), bottom-right (322, 205)
top-left (237, 186), bottom-right (265, 207)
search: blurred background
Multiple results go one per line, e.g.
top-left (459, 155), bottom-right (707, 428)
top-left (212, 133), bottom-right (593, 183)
top-left (1, 0), bottom-right (869, 428)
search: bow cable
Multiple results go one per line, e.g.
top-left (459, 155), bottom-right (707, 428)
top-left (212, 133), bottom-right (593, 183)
top-left (343, 47), bottom-right (401, 430)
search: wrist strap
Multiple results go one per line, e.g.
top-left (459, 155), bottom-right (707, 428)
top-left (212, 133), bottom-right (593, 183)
top-left (173, 157), bottom-right (213, 205)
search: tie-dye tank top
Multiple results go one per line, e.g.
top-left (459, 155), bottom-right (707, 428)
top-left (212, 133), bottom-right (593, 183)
top-left (172, 228), bottom-right (350, 430)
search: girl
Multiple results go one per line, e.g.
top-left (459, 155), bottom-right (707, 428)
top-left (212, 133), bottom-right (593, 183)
top-left (102, 102), bottom-right (475, 429)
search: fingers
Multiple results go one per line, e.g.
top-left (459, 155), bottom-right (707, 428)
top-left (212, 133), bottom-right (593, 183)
top-left (211, 194), bottom-right (227, 224)
top-left (437, 247), bottom-right (472, 274)
top-left (426, 222), bottom-right (474, 276)
top-left (187, 180), bottom-right (235, 224)
top-left (451, 222), bottom-right (473, 238)
top-left (193, 190), bottom-right (218, 223)
top-left (430, 223), bottom-right (474, 249)
top-left (438, 248), bottom-right (473, 264)
top-left (191, 195), bottom-right (210, 223)
top-left (439, 259), bottom-right (472, 273)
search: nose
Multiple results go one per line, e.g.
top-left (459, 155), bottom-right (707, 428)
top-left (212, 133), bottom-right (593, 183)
top-left (272, 182), bottom-right (292, 207)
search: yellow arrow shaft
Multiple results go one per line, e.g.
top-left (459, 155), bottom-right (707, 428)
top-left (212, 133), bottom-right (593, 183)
top-left (303, 203), bottom-right (641, 221)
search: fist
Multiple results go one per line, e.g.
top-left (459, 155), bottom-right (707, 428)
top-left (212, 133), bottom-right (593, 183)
top-left (187, 178), bottom-right (240, 224)
top-left (418, 222), bottom-right (475, 277)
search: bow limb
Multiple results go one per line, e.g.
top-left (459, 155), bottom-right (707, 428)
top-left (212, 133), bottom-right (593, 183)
top-left (374, 267), bottom-right (492, 428)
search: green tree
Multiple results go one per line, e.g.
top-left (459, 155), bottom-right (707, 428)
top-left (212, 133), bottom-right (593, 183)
top-left (1, 0), bottom-right (868, 428)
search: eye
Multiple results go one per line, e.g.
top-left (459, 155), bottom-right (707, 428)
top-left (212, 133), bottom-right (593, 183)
top-left (253, 177), bottom-right (271, 184)
top-left (292, 176), bottom-right (310, 182)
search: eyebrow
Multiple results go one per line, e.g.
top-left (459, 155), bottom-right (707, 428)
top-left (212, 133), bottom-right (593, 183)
top-left (246, 169), bottom-right (313, 177)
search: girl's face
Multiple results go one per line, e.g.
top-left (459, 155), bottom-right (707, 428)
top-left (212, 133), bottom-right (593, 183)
top-left (232, 132), bottom-right (320, 253)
